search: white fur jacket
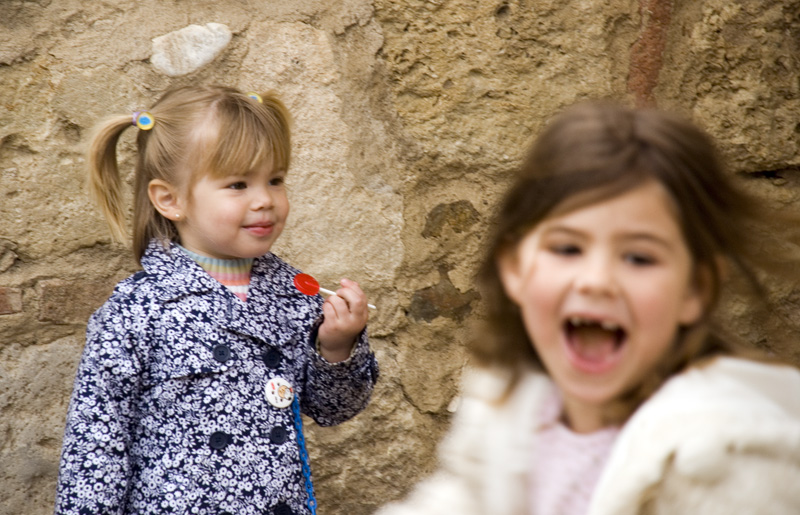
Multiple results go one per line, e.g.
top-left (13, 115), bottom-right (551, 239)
top-left (377, 357), bottom-right (800, 515)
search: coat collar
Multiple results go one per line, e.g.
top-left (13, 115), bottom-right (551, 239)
top-left (140, 239), bottom-right (303, 304)
top-left (140, 240), bottom-right (320, 346)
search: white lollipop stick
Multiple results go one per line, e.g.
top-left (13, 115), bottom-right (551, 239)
top-left (318, 286), bottom-right (376, 310)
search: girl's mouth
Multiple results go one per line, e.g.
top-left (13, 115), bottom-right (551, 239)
top-left (244, 222), bottom-right (274, 237)
top-left (563, 317), bottom-right (626, 373)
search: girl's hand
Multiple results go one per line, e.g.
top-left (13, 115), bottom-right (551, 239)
top-left (317, 278), bottom-right (369, 363)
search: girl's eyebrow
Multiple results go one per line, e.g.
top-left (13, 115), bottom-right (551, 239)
top-left (621, 232), bottom-right (671, 242)
top-left (542, 224), bottom-right (676, 251)
top-left (539, 225), bottom-right (586, 238)
top-left (219, 170), bottom-right (250, 179)
top-left (618, 232), bottom-right (677, 253)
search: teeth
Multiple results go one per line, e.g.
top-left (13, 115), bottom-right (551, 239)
top-left (568, 317), bottom-right (620, 331)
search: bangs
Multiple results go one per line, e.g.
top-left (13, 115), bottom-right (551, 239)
top-left (547, 167), bottom-right (652, 219)
top-left (192, 95), bottom-right (290, 179)
top-left (500, 163), bottom-right (654, 247)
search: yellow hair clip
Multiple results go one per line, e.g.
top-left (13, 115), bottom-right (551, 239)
top-left (132, 111), bottom-right (155, 130)
top-left (246, 92), bottom-right (263, 104)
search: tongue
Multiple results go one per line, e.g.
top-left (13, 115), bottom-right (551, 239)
top-left (569, 326), bottom-right (617, 363)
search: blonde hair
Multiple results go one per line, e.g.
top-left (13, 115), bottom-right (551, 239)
top-left (87, 85), bottom-right (291, 262)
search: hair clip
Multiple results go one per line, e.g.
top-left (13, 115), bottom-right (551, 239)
top-left (132, 111), bottom-right (155, 130)
top-left (246, 92), bottom-right (263, 104)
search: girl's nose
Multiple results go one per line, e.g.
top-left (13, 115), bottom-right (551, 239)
top-left (251, 186), bottom-right (274, 210)
top-left (574, 254), bottom-right (619, 297)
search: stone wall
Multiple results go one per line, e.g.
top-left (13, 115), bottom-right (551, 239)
top-left (1, 0), bottom-right (799, 513)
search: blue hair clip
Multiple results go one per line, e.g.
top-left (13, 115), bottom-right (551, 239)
top-left (132, 111), bottom-right (155, 130)
top-left (246, 92), bottom-right (263, 104)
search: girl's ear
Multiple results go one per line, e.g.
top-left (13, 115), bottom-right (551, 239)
top-left (148, 179), bottom-right (183, 221)
top-left (497, 244), bottom-right (524, 305)
top-left (678, 286), bottom-right (704, 326)
top-left (679, 263), bottom-right (716, 325)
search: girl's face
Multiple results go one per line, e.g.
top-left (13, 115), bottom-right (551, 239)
top-left (499, 181), bottom-right (704, 432)
top-left (176, 162), bottom-right (289, 260)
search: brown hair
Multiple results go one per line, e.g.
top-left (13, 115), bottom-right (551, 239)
top-left (474, 101), bottom-right (784, 421)
top-left (87, 85), bottom-right (291, 262)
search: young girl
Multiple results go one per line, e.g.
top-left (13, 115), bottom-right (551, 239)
top-left (55, 85), bottom-right (379, 515)
top-left (378, 102), bottom-right (800, 514)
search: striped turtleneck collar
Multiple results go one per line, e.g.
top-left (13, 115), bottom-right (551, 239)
top-left (177, 246), bottom-right (254, 302)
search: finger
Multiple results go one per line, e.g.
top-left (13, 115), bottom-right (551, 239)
top-left (338, 278), bottom-right (364, 297)
top-left (321, 298), bottom-right (339, 321)
top-left (335, 286), bottom-right (366, 312)
top-left (324, 293), bottom-right (351, 319)
top-left (336, 279), bottom-right (367, 310)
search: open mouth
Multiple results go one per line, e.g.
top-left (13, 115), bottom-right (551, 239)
top-left (563, 317), bottom-right (626, 372)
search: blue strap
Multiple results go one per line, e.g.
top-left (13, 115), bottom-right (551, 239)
top-left (292, 397), bottom-right (317, 514)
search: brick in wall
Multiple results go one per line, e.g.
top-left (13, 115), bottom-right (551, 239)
top-left (38, 279), bottom-right (115, 324)
top-left (0, 287), bottom-right (23, 315)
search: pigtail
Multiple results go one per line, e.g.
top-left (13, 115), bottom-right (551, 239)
top-left (86, 115), bottom-right (135, 242)
top-left (85, 85), bottom-right (294, 264)
top-left (257, 91), bottom-right (292, 169)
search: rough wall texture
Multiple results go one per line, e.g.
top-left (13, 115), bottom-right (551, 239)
top-left (1, 0), bottom-right (799, 514)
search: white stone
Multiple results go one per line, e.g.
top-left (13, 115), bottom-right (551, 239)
top-left (150, 23), bottom-right (232, 77)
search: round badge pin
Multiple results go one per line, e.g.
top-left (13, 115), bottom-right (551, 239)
top-left (266, 376), bottom-right (294, 409)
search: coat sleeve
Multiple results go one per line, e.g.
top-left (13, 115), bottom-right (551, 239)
top-left (641, 449), bottom-right (800, 515)
top-left (55, 299), bottom-right (144, 515)
top-left (300, 325), bottom-right (379, 426)
top-left (376, 470), bottom-right (482, 515)
top-left (376, 368), bottom-right (544, 515)
top-left (374, 396), bottom-right (485, 515)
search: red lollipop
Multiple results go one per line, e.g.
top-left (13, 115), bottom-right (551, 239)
top-left (293, 273), bottom-right (375, 309)
top-left (293, 273), bottom-right (322, 296)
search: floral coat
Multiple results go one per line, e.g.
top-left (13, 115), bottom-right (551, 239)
top-left (55, 240), bottom-right (379, 515)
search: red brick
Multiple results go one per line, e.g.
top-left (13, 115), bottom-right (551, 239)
top-left (0, 287), bottom-right (22, 314)
top-left (38, 279), bottom-right (115, 324)
top-left (628, 0), bottom-right (673, 107)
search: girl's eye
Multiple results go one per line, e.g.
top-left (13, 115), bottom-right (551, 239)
top-left (550, 244), bottom-right (581, 256)
top-left (269, 176), bottom-right (285, 186)
top-left (227, 181), bottom-right (247, 190)
top-left (624, 253), bottom-right (656, 266)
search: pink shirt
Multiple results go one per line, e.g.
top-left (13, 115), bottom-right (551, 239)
top-left (528, 392), bottom-right (620, 515)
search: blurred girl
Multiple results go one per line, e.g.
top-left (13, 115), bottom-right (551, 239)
top-left (378, 102), bottom-right (800, 514)
top-left (56, 85), bottom-right (378, 515)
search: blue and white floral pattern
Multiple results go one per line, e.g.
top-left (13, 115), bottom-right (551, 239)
top-left (55, 240), bottom-right (378, 515)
